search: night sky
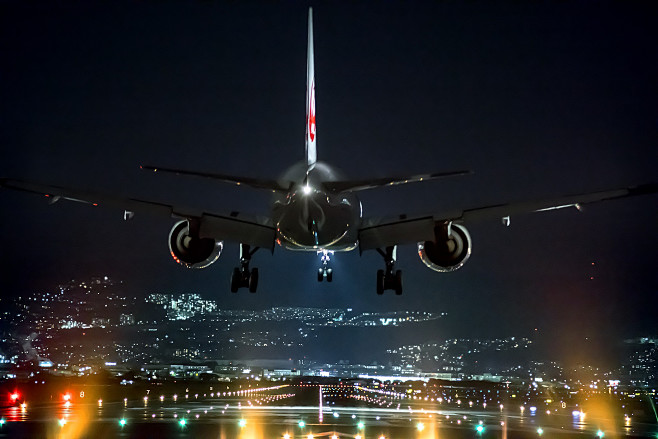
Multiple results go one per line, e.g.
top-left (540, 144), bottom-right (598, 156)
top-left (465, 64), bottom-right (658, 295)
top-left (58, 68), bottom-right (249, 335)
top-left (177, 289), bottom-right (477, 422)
top-left (1, 2), bottom-right (656, 358)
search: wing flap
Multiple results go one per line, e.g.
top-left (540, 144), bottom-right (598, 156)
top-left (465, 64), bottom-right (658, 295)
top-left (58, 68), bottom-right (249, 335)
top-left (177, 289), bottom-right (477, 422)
top-left (358, 182), bottom-right (657, 251)
top-left (1, 178), bottom-right (277, 249)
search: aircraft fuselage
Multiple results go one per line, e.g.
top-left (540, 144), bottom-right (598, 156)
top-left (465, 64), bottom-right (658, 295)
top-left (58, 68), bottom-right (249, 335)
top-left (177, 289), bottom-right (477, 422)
top-left (272, 161), bottom-right (361, 251)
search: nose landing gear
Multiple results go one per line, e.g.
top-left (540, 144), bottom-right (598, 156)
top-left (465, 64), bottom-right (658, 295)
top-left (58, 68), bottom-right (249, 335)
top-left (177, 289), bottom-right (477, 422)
top-left (230, 244), bottom-right (259, 293)
top-left (376, 245), bottom-right (402, 295)
top-left (317, 249), bottom-right (334, 282)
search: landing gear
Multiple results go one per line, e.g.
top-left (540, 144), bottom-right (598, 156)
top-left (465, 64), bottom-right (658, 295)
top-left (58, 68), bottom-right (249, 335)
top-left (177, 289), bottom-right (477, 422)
top-left (317, 250), bottom-right (334, 282)
top-left (376, 246), bottom-right (402, 295)
top-left (230, 244), bottom-right (259, 293)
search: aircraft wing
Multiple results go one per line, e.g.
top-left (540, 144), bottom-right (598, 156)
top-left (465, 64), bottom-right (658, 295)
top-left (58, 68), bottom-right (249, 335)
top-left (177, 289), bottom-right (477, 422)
top-left (358, 182), bottom-right (658, 251)
top-left (0, 178), bottom-right (276, 250)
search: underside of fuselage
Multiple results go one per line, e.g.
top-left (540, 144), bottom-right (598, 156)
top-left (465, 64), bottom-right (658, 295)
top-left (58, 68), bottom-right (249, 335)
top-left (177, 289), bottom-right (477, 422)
top-left (272, 161), bottom-right (361, 251)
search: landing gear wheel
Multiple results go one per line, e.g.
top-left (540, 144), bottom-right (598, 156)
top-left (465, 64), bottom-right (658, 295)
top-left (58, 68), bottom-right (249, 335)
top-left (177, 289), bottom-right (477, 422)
top-left (326, 268), bottom-right (333, 282)
top-left (230, 268), bottom-right (240, 293)
top-left (394, 270), bottom-right (403, 295)
top-left (317, 268), bottom-right (324, 282)
top-left (248, 268), bottom-right (259, 293)
top-left (376, 269), bottom-right (385, 295)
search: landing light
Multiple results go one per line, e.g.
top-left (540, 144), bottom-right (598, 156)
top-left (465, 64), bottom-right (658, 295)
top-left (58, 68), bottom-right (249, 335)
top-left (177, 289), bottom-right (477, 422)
top-left (302, 185), bottom-right (312, 195)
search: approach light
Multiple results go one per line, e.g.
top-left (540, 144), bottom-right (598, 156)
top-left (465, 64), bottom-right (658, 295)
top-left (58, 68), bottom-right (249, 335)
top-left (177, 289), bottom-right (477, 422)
top-left (238, 419), bottom-right (247, 428)
top-left (179, 418), bottom-right (187, 427)
top-left (537, 427), bottom-right (544, 435)
top-left (119, 419), bottom-right (127, 427)
top-left (476, 425), bottom-right (485, 434)
top-left (298, 420), bottom-right (306, 428)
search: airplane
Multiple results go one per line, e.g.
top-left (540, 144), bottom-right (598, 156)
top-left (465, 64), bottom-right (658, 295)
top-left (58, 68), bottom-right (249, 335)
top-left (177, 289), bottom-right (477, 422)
top-left (1, 8), bottom-right (656, 295)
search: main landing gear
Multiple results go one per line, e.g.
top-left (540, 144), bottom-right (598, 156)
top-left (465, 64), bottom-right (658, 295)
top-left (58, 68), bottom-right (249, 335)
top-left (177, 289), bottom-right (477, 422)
top-left (230, 244), bottom-right (259, 293)
top-left (376, 245), bottom-right (402, 295)
top-left (317, 250), bottom-right (334, 282)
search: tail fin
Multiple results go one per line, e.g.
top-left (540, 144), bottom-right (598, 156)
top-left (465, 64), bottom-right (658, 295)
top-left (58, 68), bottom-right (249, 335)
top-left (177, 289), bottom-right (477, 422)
top-left (305, 7), bottom-right (317, 169)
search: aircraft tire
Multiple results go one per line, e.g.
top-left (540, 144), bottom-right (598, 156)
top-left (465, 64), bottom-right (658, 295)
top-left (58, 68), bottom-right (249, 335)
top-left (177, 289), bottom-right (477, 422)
top-left (248, 268), bottom-right (258, 293)
top-left (317, 268), bottom-right (324, 282)
top-left (395, 270), bottom-right (403, 295)
top-left (326, 268), bottom-right (333, 282)
top-left (376, 269), bottom-right (385, 295)
top-left (230, 268), bottom-right (240, 293)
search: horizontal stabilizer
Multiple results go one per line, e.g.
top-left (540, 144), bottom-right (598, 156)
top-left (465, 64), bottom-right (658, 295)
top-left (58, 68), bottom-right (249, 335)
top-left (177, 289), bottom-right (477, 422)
top-left (323, 169), bottom-right (472, 193)
top-left (141, 165), bottom-right (288, 192)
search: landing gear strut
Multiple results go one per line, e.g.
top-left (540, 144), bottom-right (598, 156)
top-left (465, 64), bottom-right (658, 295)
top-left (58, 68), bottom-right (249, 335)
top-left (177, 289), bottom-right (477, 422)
top-left (376, 245), bottom-right (402, 295)
top-left (230, 244), bottom-right (259, 293)
top-left (317, 249), bottom-right (334, 282)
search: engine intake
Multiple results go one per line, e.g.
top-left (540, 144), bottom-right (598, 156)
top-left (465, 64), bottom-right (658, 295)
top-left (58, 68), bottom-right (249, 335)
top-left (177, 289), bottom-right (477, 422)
top-left (417, 223), bottom-right (472, 272)
top-left (168, 220), bottom-right (223, 269)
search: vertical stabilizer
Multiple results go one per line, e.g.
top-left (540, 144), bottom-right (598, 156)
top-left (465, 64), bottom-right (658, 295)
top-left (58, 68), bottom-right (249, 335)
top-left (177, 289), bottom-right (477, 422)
top-left (305, 7), bottom-right (317, 169)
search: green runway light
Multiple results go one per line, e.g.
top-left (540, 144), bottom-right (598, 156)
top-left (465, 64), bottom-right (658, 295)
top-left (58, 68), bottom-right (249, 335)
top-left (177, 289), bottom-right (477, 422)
top-left (476, 425), bottom-right (485, 434)
top-left (298, 420), bottom-right (306, 428)
top-left (537, 427), bottom-right (543, 435)
top-left (179, 418), bottom-right (187, 427)
top-left (357, 421), bottom-right (365, 429)
top-left (597, 430), bottom-right (605, 438)
top-left (119, 418), bottom-right (127, 427)
top-left (0, 418), bottom-right (5, 426)
top-left (238, 419), bottom-right (247, 428)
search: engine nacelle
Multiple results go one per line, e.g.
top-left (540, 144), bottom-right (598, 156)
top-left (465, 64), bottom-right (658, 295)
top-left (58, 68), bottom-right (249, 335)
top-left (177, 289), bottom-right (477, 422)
top-left (168, 220), bottom-right (223, 269)
top-left (417, 223), bottom-right (472, 272)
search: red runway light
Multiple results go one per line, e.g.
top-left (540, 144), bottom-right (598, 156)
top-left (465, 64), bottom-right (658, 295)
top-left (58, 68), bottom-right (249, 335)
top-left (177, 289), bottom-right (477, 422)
top-left (10, 393), bottom-right (19, 401)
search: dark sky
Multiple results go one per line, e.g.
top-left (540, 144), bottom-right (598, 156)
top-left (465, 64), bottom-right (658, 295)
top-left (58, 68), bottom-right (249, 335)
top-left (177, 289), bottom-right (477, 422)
top-left (1, 2), bottom-right (657, 352)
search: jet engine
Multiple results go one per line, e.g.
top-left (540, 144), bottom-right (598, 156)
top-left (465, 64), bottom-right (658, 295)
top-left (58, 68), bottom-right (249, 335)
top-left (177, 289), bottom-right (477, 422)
top-left (417, 223), bottom-right (472, 272)
top-left (168, 220), bottom-right (223, 269)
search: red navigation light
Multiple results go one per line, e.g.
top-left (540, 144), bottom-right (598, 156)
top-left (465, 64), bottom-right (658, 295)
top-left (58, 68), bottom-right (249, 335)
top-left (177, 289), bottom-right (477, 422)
top-left (63, 393), bottom-right (71, 401)
top-left (10, 392), bottom-right (20, 401)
